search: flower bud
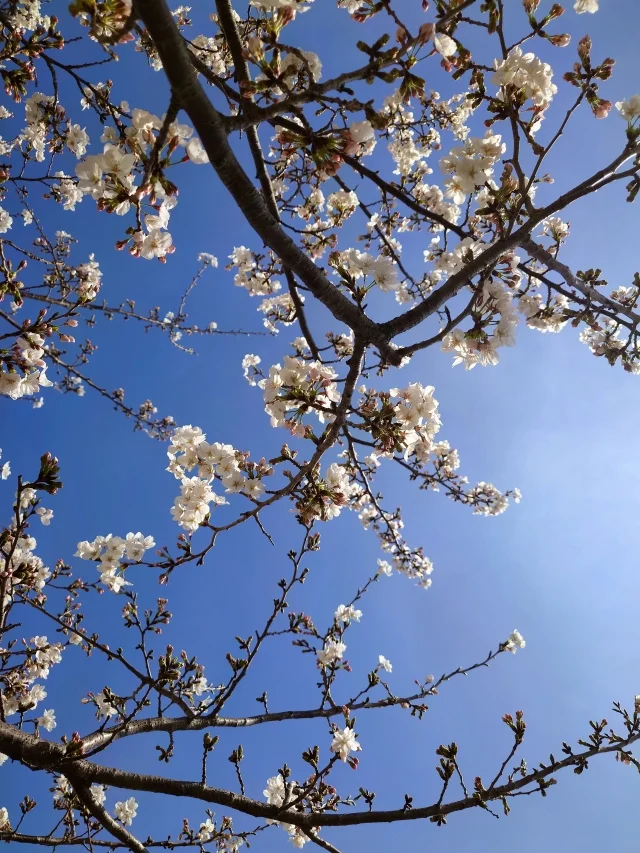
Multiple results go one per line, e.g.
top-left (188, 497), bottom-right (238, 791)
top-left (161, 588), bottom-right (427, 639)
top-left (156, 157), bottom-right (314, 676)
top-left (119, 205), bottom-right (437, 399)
top-left (246, 36), bottom-right (263, 59)
top-left (418, 22), bottom-right (435, 44)
top-left (597, 58), bottom-right (615, 80)
top-left (592, 98), bottom-right (612, 119)
top-left (278, 7), bottom-right (296, 26)
top-left (578, 34), bottom-right (591, 63)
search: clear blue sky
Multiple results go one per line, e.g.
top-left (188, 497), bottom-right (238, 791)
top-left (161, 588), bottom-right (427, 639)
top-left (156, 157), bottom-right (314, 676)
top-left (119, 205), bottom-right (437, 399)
top-left (3, 1), bottom-right (640, 850)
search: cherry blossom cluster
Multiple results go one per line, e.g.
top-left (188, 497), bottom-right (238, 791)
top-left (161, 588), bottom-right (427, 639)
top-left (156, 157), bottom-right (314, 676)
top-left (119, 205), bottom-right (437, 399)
top-left (350, 381), bottom-right (518, 522)
top-left (0, 449), bottom-right (9, 481)
top-left (343, 119), bottom-right (376, 157)
top-left (196, 816), bottom-right (244, 852)
top-left (1, 529), bottom-right (52, 608)
top-left (579, 320), bottom-right (640, 373)
top-left (74, 532), bottom-right (156, 591)
top-left (227, 247), bottom-right (298, 330)
top-left (3, 90), bottom-right (211, 263)
top-left (0, 633), bottom-right (62, 721)
top-left (353, 381), bottom-right (442, 459)
top-left (436, 233), bottom-right (640, 372)
top-left (439, 133), bottom-right (506, 204)
top-left (255, 46), bottom-right (323, 96)
top-left (263, 774), bottom-right (313, 849)
top-left (256, 356), bottom-right (341, 432)
top-left (0, 332), bottom-right (53, 401)
top-left (441, 276), bottom-right (519, 369)
top-left (384, 95), bottom-right (442, 177)
top-left (258, 293), bottom-right (297, 334)
top-left (331, 248), bottom-right (401, 293)
top-left (228, 246), bottom-right (282, 297)
top-left (166, 425), bottom-right (269, 530)
top-left (492, 46), bottom-right (558, 129)
top-left (236, 349), bottom-right (516, 581)
top-left (295, 460), bottom-right (361, 524)
top-left (0, 229), bottom-right (106, 406)
top-left (504, 629), bottom-right (526, 653)
top-left (50, 775), bottom-right (137, 827)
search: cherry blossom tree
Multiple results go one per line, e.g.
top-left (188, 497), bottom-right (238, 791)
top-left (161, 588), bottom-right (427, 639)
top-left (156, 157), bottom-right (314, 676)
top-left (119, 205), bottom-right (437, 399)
top-left (1, 0), bottom-right (639, 851)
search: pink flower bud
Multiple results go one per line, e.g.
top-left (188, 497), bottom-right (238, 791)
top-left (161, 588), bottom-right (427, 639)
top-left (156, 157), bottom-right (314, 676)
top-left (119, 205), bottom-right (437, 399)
top-left (418, 22), bottom-right (436, 44)
top-left (549, 33), bottom-right (571, 46)
top-left (578, 34), bottom-right (591, 62)
top-left (593, 99), bottom-right (612, 119)
top-left (278, 7), bottom-right (296, 25)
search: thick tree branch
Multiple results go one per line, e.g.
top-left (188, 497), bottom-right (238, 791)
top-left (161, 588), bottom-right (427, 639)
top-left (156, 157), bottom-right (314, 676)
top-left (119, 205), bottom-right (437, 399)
top-left (0, 834), bottom-right (197, 849)
top-left (1, 718), bottom-right (637, 830)
top-left (379, 236), bottom-right (517, 339)
top-left (215, 0), bottom-right (321, 360)
top-left (66, 774), bottom-right (150, 853)
top-left (133, 0), bottom-right (399, 363)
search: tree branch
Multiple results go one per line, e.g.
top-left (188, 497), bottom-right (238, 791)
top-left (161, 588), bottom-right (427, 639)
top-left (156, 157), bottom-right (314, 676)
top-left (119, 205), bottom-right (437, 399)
top-left (133, 0), bottom-right (399, 362)
top-left (520, 238), bottom-right (640, 327)
top-left (1, 717), bottom-right (638, 830)
top-left (65, 773), bottom-right (150, 853)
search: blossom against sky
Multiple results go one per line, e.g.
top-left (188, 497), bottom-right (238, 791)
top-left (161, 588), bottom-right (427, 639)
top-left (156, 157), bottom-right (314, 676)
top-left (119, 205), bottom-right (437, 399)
top-left (1, 0), bottom-right (640, 851)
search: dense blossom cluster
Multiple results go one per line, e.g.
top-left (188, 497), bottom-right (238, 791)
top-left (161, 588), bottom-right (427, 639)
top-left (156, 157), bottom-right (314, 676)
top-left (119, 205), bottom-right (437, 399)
top-left (440, 133), bottom-right (506, 204)
top-left (242, 349), bottom-right (517, 579)
top-left (258, 356), bottom-right (341, 432)
top-left (0, 633), bottom-right (62, 719)
top-left (166, 425), bottom-right (269, 529)
top-left (492, 47), bottom-right (558, 111)
top-left (1, 89), bottom-right (212, 268)
top-left (0, 332), bottom-right (53, 401)
top-left (332, 249), bottom-right (402, 293)
top-left (75, 532), bottom-right (156, 591)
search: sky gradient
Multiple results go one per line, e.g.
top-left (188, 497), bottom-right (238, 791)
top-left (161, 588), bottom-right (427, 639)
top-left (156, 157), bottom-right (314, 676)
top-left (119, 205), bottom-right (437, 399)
top-left (3, 1), bottom-right (640, 851)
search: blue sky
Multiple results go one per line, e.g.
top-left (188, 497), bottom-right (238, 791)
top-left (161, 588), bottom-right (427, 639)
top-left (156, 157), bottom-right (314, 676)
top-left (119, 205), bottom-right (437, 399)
top-left (3, 0), bottom-right (640, 851)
